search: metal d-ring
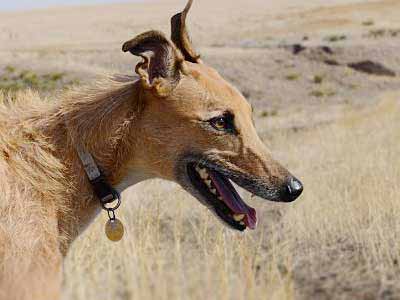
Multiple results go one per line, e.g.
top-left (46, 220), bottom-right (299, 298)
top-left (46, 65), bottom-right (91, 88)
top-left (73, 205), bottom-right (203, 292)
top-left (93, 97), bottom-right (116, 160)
top-left (107, 208), bottom-right (116, 221)
top-left (101, 190), bottom-right (121, 214)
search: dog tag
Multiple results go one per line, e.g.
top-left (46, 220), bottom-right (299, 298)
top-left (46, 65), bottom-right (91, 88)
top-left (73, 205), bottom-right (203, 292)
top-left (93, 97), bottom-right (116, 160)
top-left (105, 218), bottom-right (124, 242)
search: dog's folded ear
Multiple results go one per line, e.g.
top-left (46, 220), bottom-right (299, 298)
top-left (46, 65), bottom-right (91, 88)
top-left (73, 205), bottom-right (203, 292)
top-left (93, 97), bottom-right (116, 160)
top-left (171, 0), bottom-right (200, 63)
top-left (122, 30), bottom-right (184, 97)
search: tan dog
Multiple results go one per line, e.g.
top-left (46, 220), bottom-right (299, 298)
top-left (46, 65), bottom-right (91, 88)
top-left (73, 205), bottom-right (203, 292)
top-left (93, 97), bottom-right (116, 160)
top-left (0, 1), bottom-right (302, 299)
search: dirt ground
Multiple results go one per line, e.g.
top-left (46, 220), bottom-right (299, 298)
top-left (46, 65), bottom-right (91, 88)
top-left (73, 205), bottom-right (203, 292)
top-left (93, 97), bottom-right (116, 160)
top-left (1, 0), bottom-right (399, 132)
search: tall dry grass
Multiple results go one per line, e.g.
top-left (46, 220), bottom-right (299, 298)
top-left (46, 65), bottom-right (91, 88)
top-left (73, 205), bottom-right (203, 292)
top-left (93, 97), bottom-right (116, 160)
top-left (63, 95), bottom-right (400, 300)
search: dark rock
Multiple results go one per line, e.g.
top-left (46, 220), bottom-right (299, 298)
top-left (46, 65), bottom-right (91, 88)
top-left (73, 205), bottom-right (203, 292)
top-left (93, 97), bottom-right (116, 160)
top-left (319, 46), bottom-right (334, 55)
top-left (324, 59), bottom-right (341, 66)
top-left (241, 89), bottom-right (251, 99)
top-left (280, 43), bottom-right (306, 55)
top-left (292, 43), bottom-right (307, 55)
top-left (347, 60), bottom-right (396, 77)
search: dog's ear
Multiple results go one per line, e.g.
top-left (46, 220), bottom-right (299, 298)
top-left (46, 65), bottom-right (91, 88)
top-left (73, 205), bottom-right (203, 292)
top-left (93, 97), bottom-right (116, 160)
top-left (122, 30), bottom-right (184, 96)
top-left (171, 0), bottom-right (200, 63)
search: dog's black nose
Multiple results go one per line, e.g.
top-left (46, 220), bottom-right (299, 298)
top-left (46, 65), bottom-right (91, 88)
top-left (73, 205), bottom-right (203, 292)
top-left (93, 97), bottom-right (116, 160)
top-left (284, 177), bottom-right (303, 201)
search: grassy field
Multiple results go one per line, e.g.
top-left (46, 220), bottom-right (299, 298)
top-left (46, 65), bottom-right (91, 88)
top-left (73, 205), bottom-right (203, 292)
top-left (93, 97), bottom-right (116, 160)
top-left (63, 96), bottom-right (400, 300)
top-left (1, 0), bottom-right (399, 299)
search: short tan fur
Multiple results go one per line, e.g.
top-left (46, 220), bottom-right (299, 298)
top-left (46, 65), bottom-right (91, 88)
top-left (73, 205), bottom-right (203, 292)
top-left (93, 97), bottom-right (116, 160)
top-left (0, 1), bottom-right (302, 299)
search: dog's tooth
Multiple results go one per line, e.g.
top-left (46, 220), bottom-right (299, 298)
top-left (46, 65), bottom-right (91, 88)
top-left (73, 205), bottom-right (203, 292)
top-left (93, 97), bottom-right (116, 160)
top-left (239, 221), bottom-right (245, 226)
top-left (205, 179), bottom-right (212, 187)
top-left (233, 214), bottom-right (245, 221)
top-left (198, 168), bottom-right (208, 179)
top-left (200, 172), bottom-right (208, 180)
top-left (210, 188), bottom-right (217, 195)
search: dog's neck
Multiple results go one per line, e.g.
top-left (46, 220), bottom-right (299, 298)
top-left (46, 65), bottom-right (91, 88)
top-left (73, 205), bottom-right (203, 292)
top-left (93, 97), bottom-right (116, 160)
top-left (61, 78), bottom-right (142, 181)
top-left (46, 77), bottom-right (149, 249)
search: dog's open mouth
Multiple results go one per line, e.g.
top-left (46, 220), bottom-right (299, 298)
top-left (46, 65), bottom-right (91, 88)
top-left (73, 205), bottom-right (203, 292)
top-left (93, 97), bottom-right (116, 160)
top-left (187, 163), bottom-right (257, 231)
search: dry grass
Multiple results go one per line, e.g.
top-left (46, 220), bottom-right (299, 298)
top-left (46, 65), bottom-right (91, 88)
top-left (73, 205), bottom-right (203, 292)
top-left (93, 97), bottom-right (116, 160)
top-left (2, 1), bottom-right (399, 298)
top-left (63, 95), bottom-right (400, 300)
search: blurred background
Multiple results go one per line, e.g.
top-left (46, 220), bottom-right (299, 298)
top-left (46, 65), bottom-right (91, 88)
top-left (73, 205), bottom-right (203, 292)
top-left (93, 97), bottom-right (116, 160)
top-left (1, 0), bottom-right (399, 299)
top-left (0, 0), bottom-right (139, 11)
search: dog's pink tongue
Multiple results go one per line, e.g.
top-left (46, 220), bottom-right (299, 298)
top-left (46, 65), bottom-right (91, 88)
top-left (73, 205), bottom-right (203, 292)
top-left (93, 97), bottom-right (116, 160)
top-left (209, 171), bottom-right (257, 230)
top-left (244, 208), bottom-right (257, 230)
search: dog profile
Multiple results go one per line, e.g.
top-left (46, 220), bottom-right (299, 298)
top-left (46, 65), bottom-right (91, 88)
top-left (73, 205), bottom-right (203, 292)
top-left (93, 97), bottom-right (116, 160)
top-left (0, 1), bottom-right (302, 299)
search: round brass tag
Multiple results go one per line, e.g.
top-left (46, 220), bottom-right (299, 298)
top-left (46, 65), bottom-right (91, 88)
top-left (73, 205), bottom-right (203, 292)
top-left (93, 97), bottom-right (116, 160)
top-left (105, 218), bottom-right (124, 242)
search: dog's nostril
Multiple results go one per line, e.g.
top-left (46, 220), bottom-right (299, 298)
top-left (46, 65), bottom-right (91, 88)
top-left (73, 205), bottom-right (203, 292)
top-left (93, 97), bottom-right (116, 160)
top-left (285, 177), bottom-right (303, 201)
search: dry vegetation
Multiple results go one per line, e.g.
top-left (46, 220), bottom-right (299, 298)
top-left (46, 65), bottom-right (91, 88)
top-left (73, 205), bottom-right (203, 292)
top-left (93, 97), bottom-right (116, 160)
top-left (63, 97), bottom-right (400, 300)
top-left (1, 0), bottom-right (399, 299)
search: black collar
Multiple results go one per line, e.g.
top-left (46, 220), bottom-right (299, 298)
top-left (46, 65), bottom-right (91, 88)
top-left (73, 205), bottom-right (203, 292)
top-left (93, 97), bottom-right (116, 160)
top-left (77, 149), bottom-right (121, 211)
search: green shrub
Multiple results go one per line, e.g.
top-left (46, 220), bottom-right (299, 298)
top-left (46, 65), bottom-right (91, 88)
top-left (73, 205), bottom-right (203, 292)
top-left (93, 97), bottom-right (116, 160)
top-left (0, 66), bottom-right (78, 93)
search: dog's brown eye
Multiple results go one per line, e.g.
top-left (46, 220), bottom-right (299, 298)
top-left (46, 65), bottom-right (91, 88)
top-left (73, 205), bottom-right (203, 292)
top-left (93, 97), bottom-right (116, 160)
top-left (214, 117), bottom-right (226, 130)
top-left (209, 113), bottom-right (236, 134)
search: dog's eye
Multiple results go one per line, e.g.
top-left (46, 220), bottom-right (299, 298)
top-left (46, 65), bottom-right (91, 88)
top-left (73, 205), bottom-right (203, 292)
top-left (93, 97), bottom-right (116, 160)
top-left (209, 113), bottom-right (236, 134)
top-left (213, 117), bottom-right (226, 130)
